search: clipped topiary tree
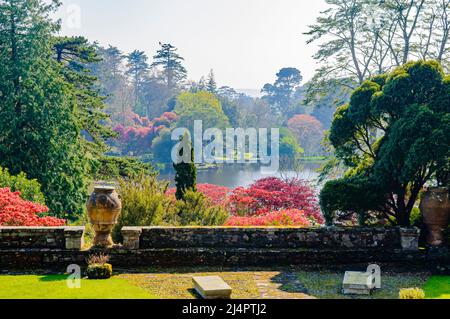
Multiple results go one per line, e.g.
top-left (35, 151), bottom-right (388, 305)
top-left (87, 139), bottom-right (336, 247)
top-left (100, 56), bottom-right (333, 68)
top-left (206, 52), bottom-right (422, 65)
top-left (320, 60), bottom-right (450, 226)
top-left (173, 132), bottom-right (197, 200)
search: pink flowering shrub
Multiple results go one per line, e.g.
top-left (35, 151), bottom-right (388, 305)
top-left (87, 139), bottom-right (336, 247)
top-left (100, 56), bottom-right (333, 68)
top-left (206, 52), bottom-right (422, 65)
top-left (226, 177), bottom-right (324, 226)
top-left (225, 209), bottom-right (315, 227)
top-left (166, 178), bottom-right (323, 227)
top-left (166, 184), bottom-right (231, 206)
top-left (113, 112), bottom-right (178, 156)
top-left (0, 188), bottom-right (65, 226)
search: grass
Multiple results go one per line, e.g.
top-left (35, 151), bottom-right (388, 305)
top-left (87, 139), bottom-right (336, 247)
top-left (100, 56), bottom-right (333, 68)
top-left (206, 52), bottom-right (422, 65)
top-left (0, 275), bottom-right (154, 299)
top-left (295, 271), bottom-right (430, 299)
top-left (423, 276), bottom-right (450, 299)
top-left (120, 271), bottom-right (260, 299)
top-left (0, 271), bottom-right (447, 299)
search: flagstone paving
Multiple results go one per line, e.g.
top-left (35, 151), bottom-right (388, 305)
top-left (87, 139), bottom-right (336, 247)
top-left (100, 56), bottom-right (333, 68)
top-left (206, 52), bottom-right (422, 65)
top-left (119, 271), bottom-right (315, 299)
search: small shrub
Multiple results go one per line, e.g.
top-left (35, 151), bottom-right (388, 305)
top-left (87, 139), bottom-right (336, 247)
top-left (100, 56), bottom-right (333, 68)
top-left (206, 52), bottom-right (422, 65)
top-left (176, 190), bottom-right (229, 226)
top-left (0, 167), bottom-right (45, 204)
top-left (113, 174), bottom-right (177, 241)
top-left (0, 188), bottom-right (65, 226)
top-left (399, 288), bottom-right (425, 299)
top-left (86, 254), bottom-right (112, 279)
top-left (86, 264), bottom-right (113, 280)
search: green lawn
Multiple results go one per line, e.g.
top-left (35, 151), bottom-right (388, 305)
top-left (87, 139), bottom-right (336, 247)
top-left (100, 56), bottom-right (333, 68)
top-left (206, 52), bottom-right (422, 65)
top-left (295, 272), bottom-right (450, 299)
top-left (0, 273), bottom-right (447, 299)
top-left (0, 275), bottom-right (154, 299)
top-left (423, 276), bottom-right (450, 299)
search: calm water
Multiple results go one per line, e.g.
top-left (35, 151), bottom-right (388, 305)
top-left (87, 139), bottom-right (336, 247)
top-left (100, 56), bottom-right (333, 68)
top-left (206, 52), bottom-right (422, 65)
top-left (158, 162), bottom-right (322, 189)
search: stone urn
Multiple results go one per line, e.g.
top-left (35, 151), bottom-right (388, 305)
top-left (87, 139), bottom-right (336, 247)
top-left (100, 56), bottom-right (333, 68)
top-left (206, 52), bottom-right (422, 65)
top-left (420, 187), bottom-right (450, 246)
top-left (87, 185), bottom-right (122, 248)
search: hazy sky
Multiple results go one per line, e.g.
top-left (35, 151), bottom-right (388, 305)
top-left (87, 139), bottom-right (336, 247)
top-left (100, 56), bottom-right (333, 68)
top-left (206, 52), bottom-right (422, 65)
top-left (57, 0), bottom-right (328, 91)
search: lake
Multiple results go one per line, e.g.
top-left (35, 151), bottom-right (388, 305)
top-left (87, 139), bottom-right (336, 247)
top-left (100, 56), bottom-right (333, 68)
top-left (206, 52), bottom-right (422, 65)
top-left (158, 162), bottom-right (322, 189)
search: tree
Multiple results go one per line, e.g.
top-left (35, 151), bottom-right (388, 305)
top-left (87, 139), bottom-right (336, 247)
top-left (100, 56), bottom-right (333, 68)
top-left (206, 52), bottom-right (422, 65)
top-left (320, 60), bottom-right (450, 226)
top-left (53, 36), bottom-right (116, 157)
top-left (206, 69), bottom-right (217, 93)
top-left (310, 81), bottom-right (352, 129)
top-left (151, 43), bottom-right (187, 93)
top-left (218, 96), bottom-right (239, 127)
top-left (174, 91), bottom-right (229, 131)
top-left (288, 114), bottom-right (325, 155)
top-left (262, 67), bottom-right (303, 116)
top-left (0, 0), bottom-right (90, 220)
top-left (279, 127), bottom-right (303, 158)
top-left (173, 133), bottom-right (197, 201)
top-left (305, 0), bottom-right (450, 94)
top-left (151, 128), bottom-right (174, 163)
top-left (91, 45), bottom-right (133, 122)
top-left (126, 50), bottom-right (150, 115)
top-left (0, 166), bottom-right (45, 204)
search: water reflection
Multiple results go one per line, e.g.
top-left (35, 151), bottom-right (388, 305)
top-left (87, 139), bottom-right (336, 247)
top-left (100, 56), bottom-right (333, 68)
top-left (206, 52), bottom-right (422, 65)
top-left (158, 162), bottom-right (322, 189)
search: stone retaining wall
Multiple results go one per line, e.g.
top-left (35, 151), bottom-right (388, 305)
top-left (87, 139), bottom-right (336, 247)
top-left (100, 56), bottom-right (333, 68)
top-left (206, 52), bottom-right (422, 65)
top-left (0, 226), bottom-right (435, 271)
top-left (137, 227), bottom-right (408, 250)
top-left (0, 227), bottom-right (84, 250)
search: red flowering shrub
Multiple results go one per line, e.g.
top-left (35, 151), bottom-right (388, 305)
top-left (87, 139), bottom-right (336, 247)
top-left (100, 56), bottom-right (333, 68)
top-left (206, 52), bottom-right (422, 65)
top-left (0, 188), bottom-right (65, 226)
top-left (113, 112), bottom-right (178, 156)
top-left (225, 209), bottom-right (315, 227)
top-left (166, 184), bottom-right (231, 206)
top-left (227, 177), bottom-right (324, 225)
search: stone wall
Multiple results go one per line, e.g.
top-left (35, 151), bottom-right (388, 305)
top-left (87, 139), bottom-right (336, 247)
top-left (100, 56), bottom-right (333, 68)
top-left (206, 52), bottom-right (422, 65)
top-left (138, 227), bottom-right (406, 250)
top-left (1, 226), bottom-right (440, 271)
top-left (0, 227), bottom-right (84, 250)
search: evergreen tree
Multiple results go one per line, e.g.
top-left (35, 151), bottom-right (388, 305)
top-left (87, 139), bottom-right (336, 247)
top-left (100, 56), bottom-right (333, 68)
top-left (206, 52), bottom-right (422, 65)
top-left (91, 45), bottom-right (134, 123)
top-left (206, 69), bottom-right (217, 93)
top-left (173, 133), bottom-right (197, 201)
top-left (0, 0), bottom-right (89, 220)
top-left (152, 43), bottom-right (187, 93)
top-left (126, 50), bottom-right (150, 115)
top-left (53, 36), bottom-right (116, 157)
top-left (262, 68), bottom-right (303, 116)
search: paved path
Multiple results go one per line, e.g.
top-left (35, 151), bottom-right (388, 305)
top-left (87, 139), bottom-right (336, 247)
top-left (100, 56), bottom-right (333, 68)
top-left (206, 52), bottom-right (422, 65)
top-left (253, 272), bottom-right (315, 299)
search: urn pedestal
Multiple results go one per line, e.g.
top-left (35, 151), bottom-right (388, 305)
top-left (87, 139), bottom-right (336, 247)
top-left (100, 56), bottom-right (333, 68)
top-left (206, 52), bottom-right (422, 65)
top-left (420, 187), bottom-right (450, 247)
top-left (87, 185), bottom-right (122, 248)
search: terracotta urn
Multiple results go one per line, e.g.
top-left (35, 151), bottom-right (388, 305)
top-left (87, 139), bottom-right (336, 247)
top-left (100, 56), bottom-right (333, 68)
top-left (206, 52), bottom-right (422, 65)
top-left (420, 187), bottom-right (450, 246)
top-left (87, 185), bottom-right (122, 248)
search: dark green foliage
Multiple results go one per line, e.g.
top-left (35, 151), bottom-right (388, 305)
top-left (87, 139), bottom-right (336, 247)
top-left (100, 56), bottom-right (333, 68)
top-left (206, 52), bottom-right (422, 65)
top-left (126, 50), bottom-right (150, 115)
top-left (321, 61), bottom-right (450, 226)
top-left (86, 264), bottom-right (112, 280)
top-left (320, 174), bottom-right (384, 225)
top-left (152, 43), bottom-right (187, 92)
top-left (262, 67), bottom-right (303, 116)
top-left (0, 0), bottom-right (90, 220)
top-left (0, 166), bottom-right (45, 204)
top-left (53, 36), bottom-right (117, 157)
top-left (175, 190), bottom-right (229, 226)
top-left (173, 139), bottom-right (197, 201)
top-left (94, 156), bottom-right (156, 180)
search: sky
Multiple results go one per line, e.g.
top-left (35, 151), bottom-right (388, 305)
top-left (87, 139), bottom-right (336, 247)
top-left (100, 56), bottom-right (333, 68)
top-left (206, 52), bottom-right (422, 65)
top-left (56, 0), bottom-right (328, 93)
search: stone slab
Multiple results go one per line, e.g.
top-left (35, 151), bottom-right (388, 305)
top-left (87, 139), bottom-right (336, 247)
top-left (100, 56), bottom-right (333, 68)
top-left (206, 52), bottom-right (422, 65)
top-left (342, 271), bottom-right (374, 295)
top-left (192, 276), bottom-right (232, 299)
